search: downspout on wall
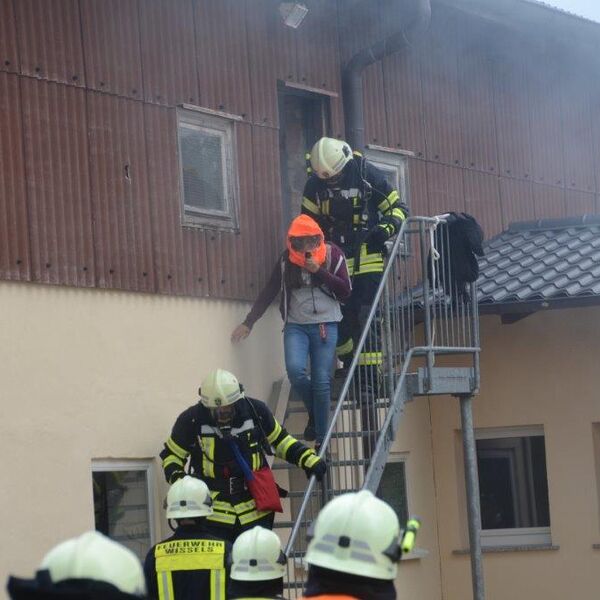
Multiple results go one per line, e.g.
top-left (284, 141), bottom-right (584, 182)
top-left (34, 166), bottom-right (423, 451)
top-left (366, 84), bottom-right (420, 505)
top-left (342, 0), bottom-right (432, 150)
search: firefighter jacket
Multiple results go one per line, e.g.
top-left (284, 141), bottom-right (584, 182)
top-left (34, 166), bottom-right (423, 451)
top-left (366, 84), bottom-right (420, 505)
top-left (301, 153), bottom-right (408, 276)
top-left (302, 565), bottom-right (397, 600)
top-left (160, 398), bottom-right (321, 528)
top-left (144, 524), bottom-right (231, 600)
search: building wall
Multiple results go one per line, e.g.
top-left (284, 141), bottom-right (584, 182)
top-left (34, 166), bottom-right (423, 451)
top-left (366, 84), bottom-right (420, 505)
top-left (1, 0), bottom-right (600, 300)
top-left (0, 280), bottom-right (285, 585)
top-left (431, 307), bottom-right (600, 599)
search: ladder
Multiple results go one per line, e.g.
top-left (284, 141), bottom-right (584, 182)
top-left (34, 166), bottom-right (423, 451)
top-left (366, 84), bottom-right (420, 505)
top-left (271, 216), bottom-right (482, 597)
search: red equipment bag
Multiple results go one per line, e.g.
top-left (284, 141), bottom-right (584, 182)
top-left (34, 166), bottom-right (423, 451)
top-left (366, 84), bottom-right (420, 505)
top-left (246, 466), bottom-right (283, 513)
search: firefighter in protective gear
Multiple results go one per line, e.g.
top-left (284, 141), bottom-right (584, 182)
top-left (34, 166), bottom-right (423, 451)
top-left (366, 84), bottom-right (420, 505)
top-left (160, 369), bottom-right (327, 543)
top-left (144, 476), bottom-right (230, 600)
top-left (302, 490), bottom-right (415, 600)
top-left (7, 531), bottom-right (147, 599)
top-left (229, 526), bottom-right (286, 599)
top-left (302, 137), bottom-right (409, 374)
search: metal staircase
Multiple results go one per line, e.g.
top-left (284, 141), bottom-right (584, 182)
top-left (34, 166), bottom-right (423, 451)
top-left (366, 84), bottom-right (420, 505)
top-left (271, 216), bottom-right (482, 597)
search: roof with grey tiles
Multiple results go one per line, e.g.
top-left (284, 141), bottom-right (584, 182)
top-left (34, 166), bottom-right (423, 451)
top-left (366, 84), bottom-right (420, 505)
top-left (478, 216), bottom-right (600, 311)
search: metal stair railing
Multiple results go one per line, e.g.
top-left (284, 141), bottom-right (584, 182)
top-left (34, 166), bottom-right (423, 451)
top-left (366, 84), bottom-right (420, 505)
top-left (280, 216), bottom-right (481, 596)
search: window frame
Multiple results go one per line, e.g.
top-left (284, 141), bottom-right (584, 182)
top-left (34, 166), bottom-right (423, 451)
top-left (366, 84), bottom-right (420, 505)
top-left (378, 452), bottom-right (410, 525)
top-left (364, 145), bottom-right (410, 256)
top-left (377, 453), bottom-right (428, 559)
top-left (364, 144), bottom-right (410, 212)
top-left (91, 459), bottom-right (157, 552)
top-left (475, 425), bottom-right (552, 547)
top-left (176, 105), bottom-right (241, 231)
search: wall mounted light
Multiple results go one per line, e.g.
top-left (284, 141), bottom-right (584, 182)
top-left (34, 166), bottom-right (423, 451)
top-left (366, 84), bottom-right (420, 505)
top-left (279, 3), bottom-right (309, 28)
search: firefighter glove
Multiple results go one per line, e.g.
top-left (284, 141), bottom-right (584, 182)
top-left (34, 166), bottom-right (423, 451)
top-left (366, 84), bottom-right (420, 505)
top-left (304, 457), bottom-right (327, 481)
top-left (366, 226), bottom-right (389, 254)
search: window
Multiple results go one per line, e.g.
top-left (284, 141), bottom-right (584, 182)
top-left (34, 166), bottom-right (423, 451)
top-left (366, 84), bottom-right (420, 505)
top-left (365, 146), bottom-right (410, 256)
top-left (92, 460), bottom-right (155, 561)
top-left (476, 427), bottom-right (551, 546)
top-left (364, 146), bottom-right (409, 211)
top-left (177, 106), bottom-right (240, 230)
top-left (376, 454), bottom-right (409, 527)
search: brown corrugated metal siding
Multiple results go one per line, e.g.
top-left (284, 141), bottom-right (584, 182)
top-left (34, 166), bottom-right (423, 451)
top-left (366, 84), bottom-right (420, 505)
top-left (15, 0), bottom-right (85, 86)
top-left (0, 73), bottom-right (29, 280)
top-left (20, 77), bottom-right (95, 286)
top-left (0, 0), bottom-right (19, 74)
top-left (88, 92), bottom-right (155, 292)
top-left (2, 1), bottom-right (600, 301)
top-left (80, 0), bottom-right (144, 99)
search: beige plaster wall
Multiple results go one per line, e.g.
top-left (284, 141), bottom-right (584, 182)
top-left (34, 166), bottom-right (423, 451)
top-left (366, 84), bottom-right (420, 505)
top-left (391, 398), bottom-right (443, 600)
top-left (431, 307), bottom-right (600, 599)
top-left (0, 281), bottom-right (285, 587)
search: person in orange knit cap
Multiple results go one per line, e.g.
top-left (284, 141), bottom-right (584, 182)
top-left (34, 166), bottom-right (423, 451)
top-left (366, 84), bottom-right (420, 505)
top-left (232, 215), bottom-right (351, 450)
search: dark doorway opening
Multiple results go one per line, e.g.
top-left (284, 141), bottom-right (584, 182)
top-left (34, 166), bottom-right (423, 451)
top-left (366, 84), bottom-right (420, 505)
top-left (278, 85), bottom-right (332, 230)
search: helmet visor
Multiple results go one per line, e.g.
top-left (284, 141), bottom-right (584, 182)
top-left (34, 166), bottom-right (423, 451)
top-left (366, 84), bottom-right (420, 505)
top-left (289, 234), bottom-right (322, 252)
top-left (324, 170), bottom-right (344, 185)
top-left (210, 404), bottom-right (236, 425)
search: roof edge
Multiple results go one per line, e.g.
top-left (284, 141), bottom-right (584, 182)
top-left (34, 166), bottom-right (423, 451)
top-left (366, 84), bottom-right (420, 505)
top-left (507, 214), bottom-right (600, 233)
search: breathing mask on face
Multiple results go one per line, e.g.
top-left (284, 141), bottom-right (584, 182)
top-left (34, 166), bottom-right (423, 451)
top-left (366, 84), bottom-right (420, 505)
top-left (287, 215), bottom-right (327, 268)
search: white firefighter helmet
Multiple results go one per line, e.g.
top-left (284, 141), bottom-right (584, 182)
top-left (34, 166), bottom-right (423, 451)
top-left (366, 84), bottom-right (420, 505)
top-left (305, 490), bottom-right (400, 580)
top-left (309, 137), bottom-right (353, 180)
top-left (199, 368), bottom-right (245, 408)
top-left (231, 526), bottom-right (287, 581)
top-left (39, 531), bottom-right (146, 596)
top-left (166, 476), bottom-right (213, 519)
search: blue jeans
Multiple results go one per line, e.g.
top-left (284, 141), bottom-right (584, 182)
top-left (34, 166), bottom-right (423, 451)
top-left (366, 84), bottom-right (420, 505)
top-left (283, 322), bottom-right (338, 443)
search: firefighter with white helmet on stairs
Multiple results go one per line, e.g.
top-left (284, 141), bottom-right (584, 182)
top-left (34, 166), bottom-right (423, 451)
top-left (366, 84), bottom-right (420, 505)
top-left (6, 531), bottom-right (147, 599)
top-left (144, 476), bottom-right (230, 600)
top-left (301, 490), bottom-right (420, 600)
top-left (302, 137), bottom-right (409, 386)
top-left (229, 526), bottom-right (286, 600)
top-left (159, 368), bottom-right (327, 543)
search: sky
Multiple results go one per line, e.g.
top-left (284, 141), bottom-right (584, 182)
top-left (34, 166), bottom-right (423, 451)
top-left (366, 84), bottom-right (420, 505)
top-left (534, 0), bottom-right (600, 22)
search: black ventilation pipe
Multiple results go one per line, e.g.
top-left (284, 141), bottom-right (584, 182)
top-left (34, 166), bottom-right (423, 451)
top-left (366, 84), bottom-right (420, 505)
top-left (342, 0), bottom-right (431, 150)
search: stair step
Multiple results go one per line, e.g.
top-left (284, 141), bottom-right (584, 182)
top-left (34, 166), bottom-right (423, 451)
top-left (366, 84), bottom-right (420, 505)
top-left (273, 520), bottom-right (311, 529)
top-left (286, 399), bottom-right (391, 419)
top-left (284, 581), bottom-right (306, 590)
top-left (290, 430), bottom-right (375, 440)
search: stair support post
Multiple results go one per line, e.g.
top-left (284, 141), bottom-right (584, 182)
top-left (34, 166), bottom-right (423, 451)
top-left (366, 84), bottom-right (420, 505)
top-left (419, 221), bottom-right (434, 390)
top-left (459, 393), bottom-right (485, 600)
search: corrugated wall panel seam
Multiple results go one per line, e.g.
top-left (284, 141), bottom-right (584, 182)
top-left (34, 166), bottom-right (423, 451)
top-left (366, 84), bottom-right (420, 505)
top-left (456, 23), bottom-right (499, 174)
top-left (564, 189), bottom-right (595, 217)
top-left (527, 50), bottom-right (565, 188)
top-left (139, 0), bottom-right (199, 107)
top-left (498, 177), bottom-right (535, 228)
top-left (533, 183), bottom-right (566, 219)
top-left (560, 76), bottom-right (596, 193)
top-left (21, 78), bottom-right (95, 286)
top-left (88, 92), bottom-right (155, 292)
top-left (0, 0), bottom-right (19, 73)
top-left (462, 170), bottom-right (503, 239)
top-left (0, 72), bottom-right (30, 280)
top-left (382, 47), bottom-right (426, 156)
top-left (194, 0), bottom-right (252, 120)
top-left (295, 0), bottom-right (341, 93)
top-left (492, 49), bottom-right (534, 181)
top-left (15, 0), bottom-right (85, 85)
top-left (421, 7), bottom-right (463, 166)
top-left (80, 0), bottom-right (144, 99)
